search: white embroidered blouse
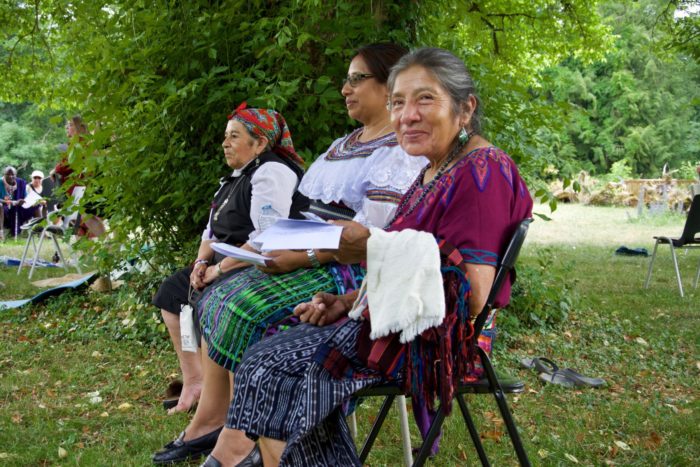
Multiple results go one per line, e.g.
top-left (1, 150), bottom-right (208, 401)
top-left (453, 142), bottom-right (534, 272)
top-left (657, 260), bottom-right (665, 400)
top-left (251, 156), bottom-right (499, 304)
top-left (299, 129), bottom-right (427, 228)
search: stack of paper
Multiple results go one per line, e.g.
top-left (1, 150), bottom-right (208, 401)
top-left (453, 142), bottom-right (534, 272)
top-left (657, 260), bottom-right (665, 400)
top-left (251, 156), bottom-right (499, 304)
top-left (211, 243), bottom-right (269, 266)
top-left (253, 219), bottom-right (343, 250)
top-left (212, 219), bottom-right (343, 265)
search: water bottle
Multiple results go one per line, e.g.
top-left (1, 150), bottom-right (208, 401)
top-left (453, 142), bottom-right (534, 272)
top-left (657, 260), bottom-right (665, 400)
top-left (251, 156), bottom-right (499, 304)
top-left (259, 204), bottom-right (281, 231)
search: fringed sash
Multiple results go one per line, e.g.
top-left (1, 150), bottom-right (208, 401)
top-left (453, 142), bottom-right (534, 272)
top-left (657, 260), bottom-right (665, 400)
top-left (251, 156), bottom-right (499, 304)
top-left (356, 238), bottom-right (476, 415)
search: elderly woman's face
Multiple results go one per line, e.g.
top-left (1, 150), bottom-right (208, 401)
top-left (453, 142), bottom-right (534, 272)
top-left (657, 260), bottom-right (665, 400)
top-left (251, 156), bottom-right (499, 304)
top-left (221, 120), bottom-right (265, 170)
top-left (389, 66), bottom-right (462, 162)
top-left (341, 55), bottom-right (389, 125)
top-left (4, 170), bottom-right (16, 184)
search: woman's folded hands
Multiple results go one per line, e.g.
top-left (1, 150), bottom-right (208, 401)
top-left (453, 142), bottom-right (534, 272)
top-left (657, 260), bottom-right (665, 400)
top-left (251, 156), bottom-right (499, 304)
top-left (294, 291), bottom-right (357, 327)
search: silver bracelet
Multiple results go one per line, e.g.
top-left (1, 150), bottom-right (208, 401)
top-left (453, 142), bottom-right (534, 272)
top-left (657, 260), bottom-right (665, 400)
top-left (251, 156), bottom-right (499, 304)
top-left (306, 249), bottom-right (321, 268)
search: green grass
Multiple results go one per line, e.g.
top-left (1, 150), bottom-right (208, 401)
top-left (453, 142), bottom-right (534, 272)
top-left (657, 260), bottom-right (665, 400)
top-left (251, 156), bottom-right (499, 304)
top-left (1, 205), bottom-right (698, 466)
top-left (1, 236), bottom-right (91, 300)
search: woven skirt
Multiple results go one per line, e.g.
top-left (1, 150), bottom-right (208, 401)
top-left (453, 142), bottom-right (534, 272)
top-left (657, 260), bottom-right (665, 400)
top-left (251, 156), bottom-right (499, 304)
top-left (197, 263), bottom-right (364, 371)
top-left (227, 319), bottom-right (382, 466)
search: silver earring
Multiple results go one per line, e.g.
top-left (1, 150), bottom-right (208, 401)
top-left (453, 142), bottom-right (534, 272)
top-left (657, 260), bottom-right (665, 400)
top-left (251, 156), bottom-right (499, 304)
top-left (458, 127), bottom-right (469, 145)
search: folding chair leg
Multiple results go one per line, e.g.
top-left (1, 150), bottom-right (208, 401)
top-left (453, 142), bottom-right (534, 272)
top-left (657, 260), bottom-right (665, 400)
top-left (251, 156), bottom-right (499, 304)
top-left (349, 411), bottom-right (358, 439)
top-left (644, 240), bottom-right (660, 289)
top-left (412, 405), bottom-right (446, 467)
top-left (396, 395), bottom-right (414, 467)
top-left (17, 231), bottom-right (37, 275)
top-left (694, 256), bottom-right (700, 289)
top-left (358, 395), bottom-right (395, 463)
top-left (668, 244), bottom-right (684, 297)
top-left (29, 230), bottom-right (49, 280)
top-left (456, 393), bottom-right (490, 466)
top-left (480, 348), bottom-right (531, 467)
top-left (52, 235), bottom-right (70, 274)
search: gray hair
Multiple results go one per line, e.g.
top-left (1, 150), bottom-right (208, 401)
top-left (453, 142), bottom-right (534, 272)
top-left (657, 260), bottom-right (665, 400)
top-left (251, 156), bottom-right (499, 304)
top-left (387, 47), bottom-right (482, 134)
top-left (4, 166), bottom-right (16, 175)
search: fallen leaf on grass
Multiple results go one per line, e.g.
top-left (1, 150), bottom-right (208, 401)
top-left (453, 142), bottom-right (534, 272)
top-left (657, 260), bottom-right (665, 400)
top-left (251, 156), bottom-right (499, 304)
top-left (17, 335), bottom-right (29, 342)
top-left (0, 453), bottom-right (8, 459)
top-left (58, 447), bottom-right (67, 458)
top-left (118, 402), bottom-right (133, 411)
top-left (642, 432), bottom-right (663, 450)
top-left (564, 453), bottom-right (579, 463)
top-left (664, 403), bottom-right (679, 413)
top-left (635, 337), bottom-right (648, 346)
top-left (11, 413), bottom-right (22, 424)
top-left (614, 440), bottom-right (631, 451)
top-left (481, 430), bottom-right (503, 441)
top-left (100, 412), bottom-right (109, 417)
top-left (537, 448), bottom-right (549, 458)
top-left (91, 351), bottom-right (102, 358)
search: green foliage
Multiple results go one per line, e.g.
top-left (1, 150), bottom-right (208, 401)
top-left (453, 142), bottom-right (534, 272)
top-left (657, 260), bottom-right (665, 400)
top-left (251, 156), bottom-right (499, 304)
top-left (535, 0), bottom-right (700, 178)
top-left (0, 0), bottom-right (617, 272)
top-left (413, 0), bottom-right (614, 187)
top-left (502, 247), bottom-right (576, 340)
top-left (0, 103), bottom-right (64, 177)
top-left (9, 274), bottom-right (169, 348)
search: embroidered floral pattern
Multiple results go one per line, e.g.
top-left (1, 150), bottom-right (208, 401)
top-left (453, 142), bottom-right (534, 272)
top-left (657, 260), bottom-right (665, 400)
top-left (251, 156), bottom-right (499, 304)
top-left (324, 128), bottom-right (399, 161)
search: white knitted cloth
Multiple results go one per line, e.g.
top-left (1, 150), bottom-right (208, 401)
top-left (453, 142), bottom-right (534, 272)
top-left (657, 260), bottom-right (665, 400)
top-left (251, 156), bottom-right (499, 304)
top-left (348, 228), bottom-right (445, 343)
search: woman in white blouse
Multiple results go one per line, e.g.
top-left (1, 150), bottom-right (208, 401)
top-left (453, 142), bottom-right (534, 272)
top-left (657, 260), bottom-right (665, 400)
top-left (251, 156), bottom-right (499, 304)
top-left (152, 43), bottom-right (427, 466)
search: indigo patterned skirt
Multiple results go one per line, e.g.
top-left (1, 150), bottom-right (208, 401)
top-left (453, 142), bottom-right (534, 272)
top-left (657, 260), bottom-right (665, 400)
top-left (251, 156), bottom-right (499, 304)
top-left (197, 263), bottom-right (364, 371)
top-left (227, 319), bottom-right (382, 466)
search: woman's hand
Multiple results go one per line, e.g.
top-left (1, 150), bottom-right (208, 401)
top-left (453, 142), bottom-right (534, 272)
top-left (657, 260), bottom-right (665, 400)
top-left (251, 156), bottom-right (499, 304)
top-left (189, 262), bottom-right (208, 289)
top-left (293, 292), bottom-right (351, 326)
top-left (201, 265), bottom-right (221, 285)
top-left (330, 220), bottom-right (371, 264)
top-left (257, 250), bottom-right (307, 275)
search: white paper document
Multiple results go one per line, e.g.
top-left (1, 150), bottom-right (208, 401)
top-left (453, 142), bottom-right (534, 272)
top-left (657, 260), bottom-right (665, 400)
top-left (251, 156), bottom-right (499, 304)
top-left (211, 243), bottom-right (270, 266)
top-left (253, 219), bottom-right (343, 250)
top-left (23, 189), bottom-right (43, 208)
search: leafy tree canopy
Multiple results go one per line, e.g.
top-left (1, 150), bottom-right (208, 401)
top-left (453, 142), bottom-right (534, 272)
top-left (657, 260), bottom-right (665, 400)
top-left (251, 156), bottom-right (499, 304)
top-left (0, 0), bottom-right (616, 270)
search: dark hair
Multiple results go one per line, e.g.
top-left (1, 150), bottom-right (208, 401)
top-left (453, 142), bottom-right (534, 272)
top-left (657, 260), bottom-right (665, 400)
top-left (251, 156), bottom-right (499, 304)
top-left (354, 43), bottom-right (409, 85)
top-left (69, 115), bottom-right (88, 134)
top-left (388, 47), bottom-right (482, 134)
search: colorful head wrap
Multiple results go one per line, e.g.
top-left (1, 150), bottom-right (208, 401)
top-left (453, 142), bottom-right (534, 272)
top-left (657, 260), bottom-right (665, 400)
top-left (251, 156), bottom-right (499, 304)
top-left (228, 102), bottom-right (304, 167)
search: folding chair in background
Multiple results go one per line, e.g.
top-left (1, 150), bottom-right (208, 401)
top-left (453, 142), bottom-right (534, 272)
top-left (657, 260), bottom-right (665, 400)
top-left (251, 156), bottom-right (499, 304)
top-left (17, 186), bottom-right (85, 279)
top-left (355, 218), bottom-right (533, 467)
top-left (644, 194), bottom-right (700, 297)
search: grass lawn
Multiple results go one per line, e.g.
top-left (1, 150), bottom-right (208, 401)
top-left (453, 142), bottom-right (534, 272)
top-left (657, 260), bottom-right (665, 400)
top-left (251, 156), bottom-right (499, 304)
top-left (1, 204), bottom-right (698, 466)
top-left (1, 236), bottom-right (92, 301)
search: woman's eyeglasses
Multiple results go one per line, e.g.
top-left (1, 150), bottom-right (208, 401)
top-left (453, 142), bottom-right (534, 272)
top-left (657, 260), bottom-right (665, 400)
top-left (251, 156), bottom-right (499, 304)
top-left (342, 73), bottom-right (374, 88)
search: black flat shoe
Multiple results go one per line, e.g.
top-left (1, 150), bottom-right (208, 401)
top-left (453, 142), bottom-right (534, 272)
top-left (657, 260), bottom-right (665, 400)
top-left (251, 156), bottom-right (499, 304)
top-left (199, 446), bottom-right (262, 467)
top-left (236, 445), bottom-right (262, 467)
top-left (153, 427), bottom-right (223, 464)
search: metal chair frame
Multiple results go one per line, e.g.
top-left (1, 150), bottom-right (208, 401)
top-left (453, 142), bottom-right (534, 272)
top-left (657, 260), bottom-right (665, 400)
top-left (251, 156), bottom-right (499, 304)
top-left (356, 218), bottom-right (533, 467)
top-left (17, 186), bottom-right (85, 279)
top-left (644, 194), bottom-right (700, 297)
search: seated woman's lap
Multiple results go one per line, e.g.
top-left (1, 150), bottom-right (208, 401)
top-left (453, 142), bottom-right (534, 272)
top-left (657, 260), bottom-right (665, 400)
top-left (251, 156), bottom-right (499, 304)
top-left (197, 264), bottom-right (363, 371)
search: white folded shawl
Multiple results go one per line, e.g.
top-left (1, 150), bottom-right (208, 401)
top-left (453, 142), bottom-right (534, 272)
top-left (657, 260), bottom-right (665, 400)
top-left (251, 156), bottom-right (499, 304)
top-left (348, 227), bottom-right (445, 343)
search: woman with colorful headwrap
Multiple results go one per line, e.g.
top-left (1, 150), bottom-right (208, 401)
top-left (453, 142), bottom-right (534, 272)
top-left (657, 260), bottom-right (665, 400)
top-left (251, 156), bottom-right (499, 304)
top-left (152, 43), bottom-right (428, 466)
top-left (152, 105), bottom-right (309, 416)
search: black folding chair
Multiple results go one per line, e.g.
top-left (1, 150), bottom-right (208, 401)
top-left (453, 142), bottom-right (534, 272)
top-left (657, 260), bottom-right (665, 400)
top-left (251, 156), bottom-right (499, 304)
top-left (356, 218), bottom-right (533, 467)
top-left (644, 194), bottom-right (700, 297)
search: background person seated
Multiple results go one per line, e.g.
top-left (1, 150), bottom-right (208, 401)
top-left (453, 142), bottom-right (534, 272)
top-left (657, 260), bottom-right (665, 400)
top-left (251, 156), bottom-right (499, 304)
top-left (1, 166), bottom-right (34, 239)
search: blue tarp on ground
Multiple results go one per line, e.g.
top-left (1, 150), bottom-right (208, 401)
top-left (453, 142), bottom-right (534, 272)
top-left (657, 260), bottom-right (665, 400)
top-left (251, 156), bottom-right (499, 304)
top-left (1, 256), bottom-right (59, 268)
top-left (0, 272), bottom-right (97, 311)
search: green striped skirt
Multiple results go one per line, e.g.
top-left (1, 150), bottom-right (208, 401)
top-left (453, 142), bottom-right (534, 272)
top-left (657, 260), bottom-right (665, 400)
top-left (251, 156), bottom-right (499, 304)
top-left (197, 264), bottom-right (364, 371)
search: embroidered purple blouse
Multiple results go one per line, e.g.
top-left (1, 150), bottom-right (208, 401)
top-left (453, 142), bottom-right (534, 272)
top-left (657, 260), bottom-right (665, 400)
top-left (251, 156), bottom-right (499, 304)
top-left (387, 146), bottom-right (533, 308)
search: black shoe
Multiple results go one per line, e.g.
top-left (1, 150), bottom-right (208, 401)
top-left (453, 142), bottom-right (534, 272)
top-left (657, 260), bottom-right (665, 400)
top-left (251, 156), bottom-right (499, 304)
top-left (236, 445), bottom-right (263, 467)
top-left (199, 445), bottom-right (262, 467)
top-left (152, 427), bottom-right (223, 464)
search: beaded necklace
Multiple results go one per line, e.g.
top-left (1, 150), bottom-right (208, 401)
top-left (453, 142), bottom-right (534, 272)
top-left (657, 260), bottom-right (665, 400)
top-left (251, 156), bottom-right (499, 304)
top-left (389, 140), bottom-right (465, 223)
